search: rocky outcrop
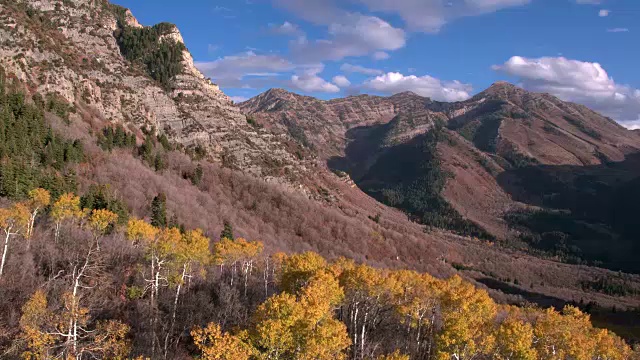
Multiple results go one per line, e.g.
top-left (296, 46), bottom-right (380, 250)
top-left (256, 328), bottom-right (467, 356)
top-left (242, 82), bottom-right (640, 241)
top-left (0, 0), bottom-right (306, 182)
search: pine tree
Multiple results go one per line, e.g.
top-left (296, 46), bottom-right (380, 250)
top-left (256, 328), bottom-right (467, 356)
top-left (151, 193), bottom-right (167, 228)
top-left (220, 220), bottom-right (234, 240)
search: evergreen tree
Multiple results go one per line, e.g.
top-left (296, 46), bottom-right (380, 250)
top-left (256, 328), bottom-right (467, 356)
top-left (220, 220), bottom-right (234, 240)
top-left (150, 193), bottom-right (167, 228)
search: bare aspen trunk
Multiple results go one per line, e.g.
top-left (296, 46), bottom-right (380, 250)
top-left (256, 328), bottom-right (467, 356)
top-left (0, 230), bottom-right (10, 277)
top-left (164, 262), bottom-right (188, 359)
top-left (361, 309), bottom-right (368, 359)
top-left (55, 222), bottom-right (60, 243)
top-left (263, 257), bottom-right (269, 299)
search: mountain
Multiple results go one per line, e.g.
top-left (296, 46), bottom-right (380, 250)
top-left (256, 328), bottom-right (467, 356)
top-left (1, 1), bottom-right (639, 355)
top-left (242, 82), bottom-right (640, 272)
top-left (0, 0), bottom-right (308, 182)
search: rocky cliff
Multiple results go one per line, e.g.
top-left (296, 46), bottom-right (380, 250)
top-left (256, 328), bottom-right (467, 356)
top-left (0, 0), bottom-right (307, 182)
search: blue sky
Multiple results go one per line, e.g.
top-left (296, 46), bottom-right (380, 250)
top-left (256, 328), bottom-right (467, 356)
top-left (112, 0), bottom-right (640, 127)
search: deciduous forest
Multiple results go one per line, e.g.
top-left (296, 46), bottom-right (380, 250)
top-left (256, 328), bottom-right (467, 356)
top-left (0, 77), bottom-right (635, 359)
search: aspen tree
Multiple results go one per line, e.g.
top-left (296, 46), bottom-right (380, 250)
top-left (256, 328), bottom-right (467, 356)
top-left (436, 275), bottom-right (497, 360)
top-left (50, 192), bottom-right (83, 242)
top-left (25, 188), bottom-right (50, 245)
top-left (163, 228), bottom-right (210, 358)
top-left (191, 322), bottom-right (254, 360)
top-left (88, 208), bottom-right (118, 250)
top-left (0, 202), bottom-right (29, 277)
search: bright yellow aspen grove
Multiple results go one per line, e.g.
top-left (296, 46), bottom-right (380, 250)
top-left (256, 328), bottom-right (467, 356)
top-left (534, 306), bottom-right (598, 360)
top-left (592, 328), bottom-right (633, 360)
top-left (279, 251), bottom-right (327, 293)
top-left (191, 322), bottom-right (254, 360)
top-left (493, 316), bottom-right (537, 360)
top-left (436, 275), bottom-right (497, 360)
top-left (252, 267), bottom-right (350, 360)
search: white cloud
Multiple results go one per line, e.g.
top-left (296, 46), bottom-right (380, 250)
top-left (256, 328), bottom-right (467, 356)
top-left (372, 51), bottom-right (390, 60)
top-left (362, 72), bottom-right (472, 101)
top-left (271, 21), bottom-right (303, 36)
top-left (607, 28), bottom-right (629, 33)
top-left (574, 0), bottom-right (602, 4)
top-left (275, 0), bottom-right (406, 61)
top-left (291, 65), bottom-right (340, 93)
top-left (493, 56), bottom-right (640, 126)
top-left (289, 15), bottom-right (406, 62)
top-left (354, 0), bottom-right (531, 33)
top-left (196, 51), bottom-right (294, 88)
top-left (340, 63), bottom-right (383, 75)
top-left (230, 96), bottom-right (249, 103)
top-left (332, 75), bottom-right (351, 87)
top-left (599, 9), bottom-right (610, 17)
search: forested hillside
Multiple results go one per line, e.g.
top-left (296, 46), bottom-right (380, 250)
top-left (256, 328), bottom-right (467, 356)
top-left (0, 78), bottom-right (636, 360)
top-left (1, 0), bottom-right (640, 358)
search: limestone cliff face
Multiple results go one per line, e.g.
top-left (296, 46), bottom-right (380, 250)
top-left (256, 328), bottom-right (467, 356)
top-left (0, 0), bottom-right (306, 182)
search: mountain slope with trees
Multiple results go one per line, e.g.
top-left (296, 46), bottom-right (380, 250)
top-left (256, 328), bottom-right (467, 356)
top-left (1, 0), bottom-right (640, 357)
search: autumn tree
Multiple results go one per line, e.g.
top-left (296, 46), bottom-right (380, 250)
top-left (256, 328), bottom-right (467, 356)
top-left (435, 275), bottom-right (497, 360)
top-left (493, 315), bottom-right (536, 360)
top-left (88, 208), bottom-right (118, 250)
top-left (389, 270), bottom-right (443, 360)
top-left (19, 289), bottom-right (131, 359)
top-left (25, 188), bottom-right (50, 244)
top-left (251, 268), bottom-right (350, 360)
top-left (191, 322), bottom-right (254, 360)
top-left (338, 262), bottom-right (393, 360)
top-left (163, 228), bottom-right (211, 357)
top-left (278, 251), bottom-right (327, 293)
top-left (0, 202), bottom-right (29, 277)
top-left (213, 237), bottom-right (263, 293)
top-left (50, 192), bottom-right (83, 242)
top-left (126, 219), bottom-right (181, 357)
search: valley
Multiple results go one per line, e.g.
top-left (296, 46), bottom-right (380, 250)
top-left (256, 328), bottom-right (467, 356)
top-left (0, 0), bottom-right (638, 358)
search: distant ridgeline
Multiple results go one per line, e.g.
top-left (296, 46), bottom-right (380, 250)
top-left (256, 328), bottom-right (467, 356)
top-left (107, 4), bottom-right (185, 90)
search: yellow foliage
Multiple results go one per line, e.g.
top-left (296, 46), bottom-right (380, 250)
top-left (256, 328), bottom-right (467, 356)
top-left (436, 275), bottom-right (497, 360)
top-left (27, 188), bottom-right (51, 209)
top-left (88, 209), bottom-right (118, 235)
top-left (192, 322), bottom-right (254, 360)
top-left (376, 350), bottom-right (410, 360)
top-left (0, 202), bottom-right (30, 232)
top-left (493, 316), bottom-right (536, 360)
top-left (92, 320), bottom-right (132, 359)
top-left (592, 328), bottom-right (633, 360)
top-left (51, 193), bottom-right (83, 223)
top-left (178, 228), bottom-right (211, 265)
top-left (534, 306), bottom-right (595, 360)
top-left (252, 267), bottom-right (350, 360)
top-left (213, 237), bottom-right (263, 266)
top-left (279, 251), bottom-right (327, 293)
top-left (126, 218), bottom-right (159, 245)
top-left (19, 290), bottom-right (55, 360)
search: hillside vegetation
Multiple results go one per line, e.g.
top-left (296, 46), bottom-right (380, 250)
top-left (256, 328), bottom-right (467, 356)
top-left (0, 80), bottom-right (635, 359)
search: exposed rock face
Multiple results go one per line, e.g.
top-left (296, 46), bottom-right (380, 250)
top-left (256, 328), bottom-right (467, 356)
top-left (0, 0), bottom-right (306, 182)
top-left (242, 82), bottom-right (640, 241)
